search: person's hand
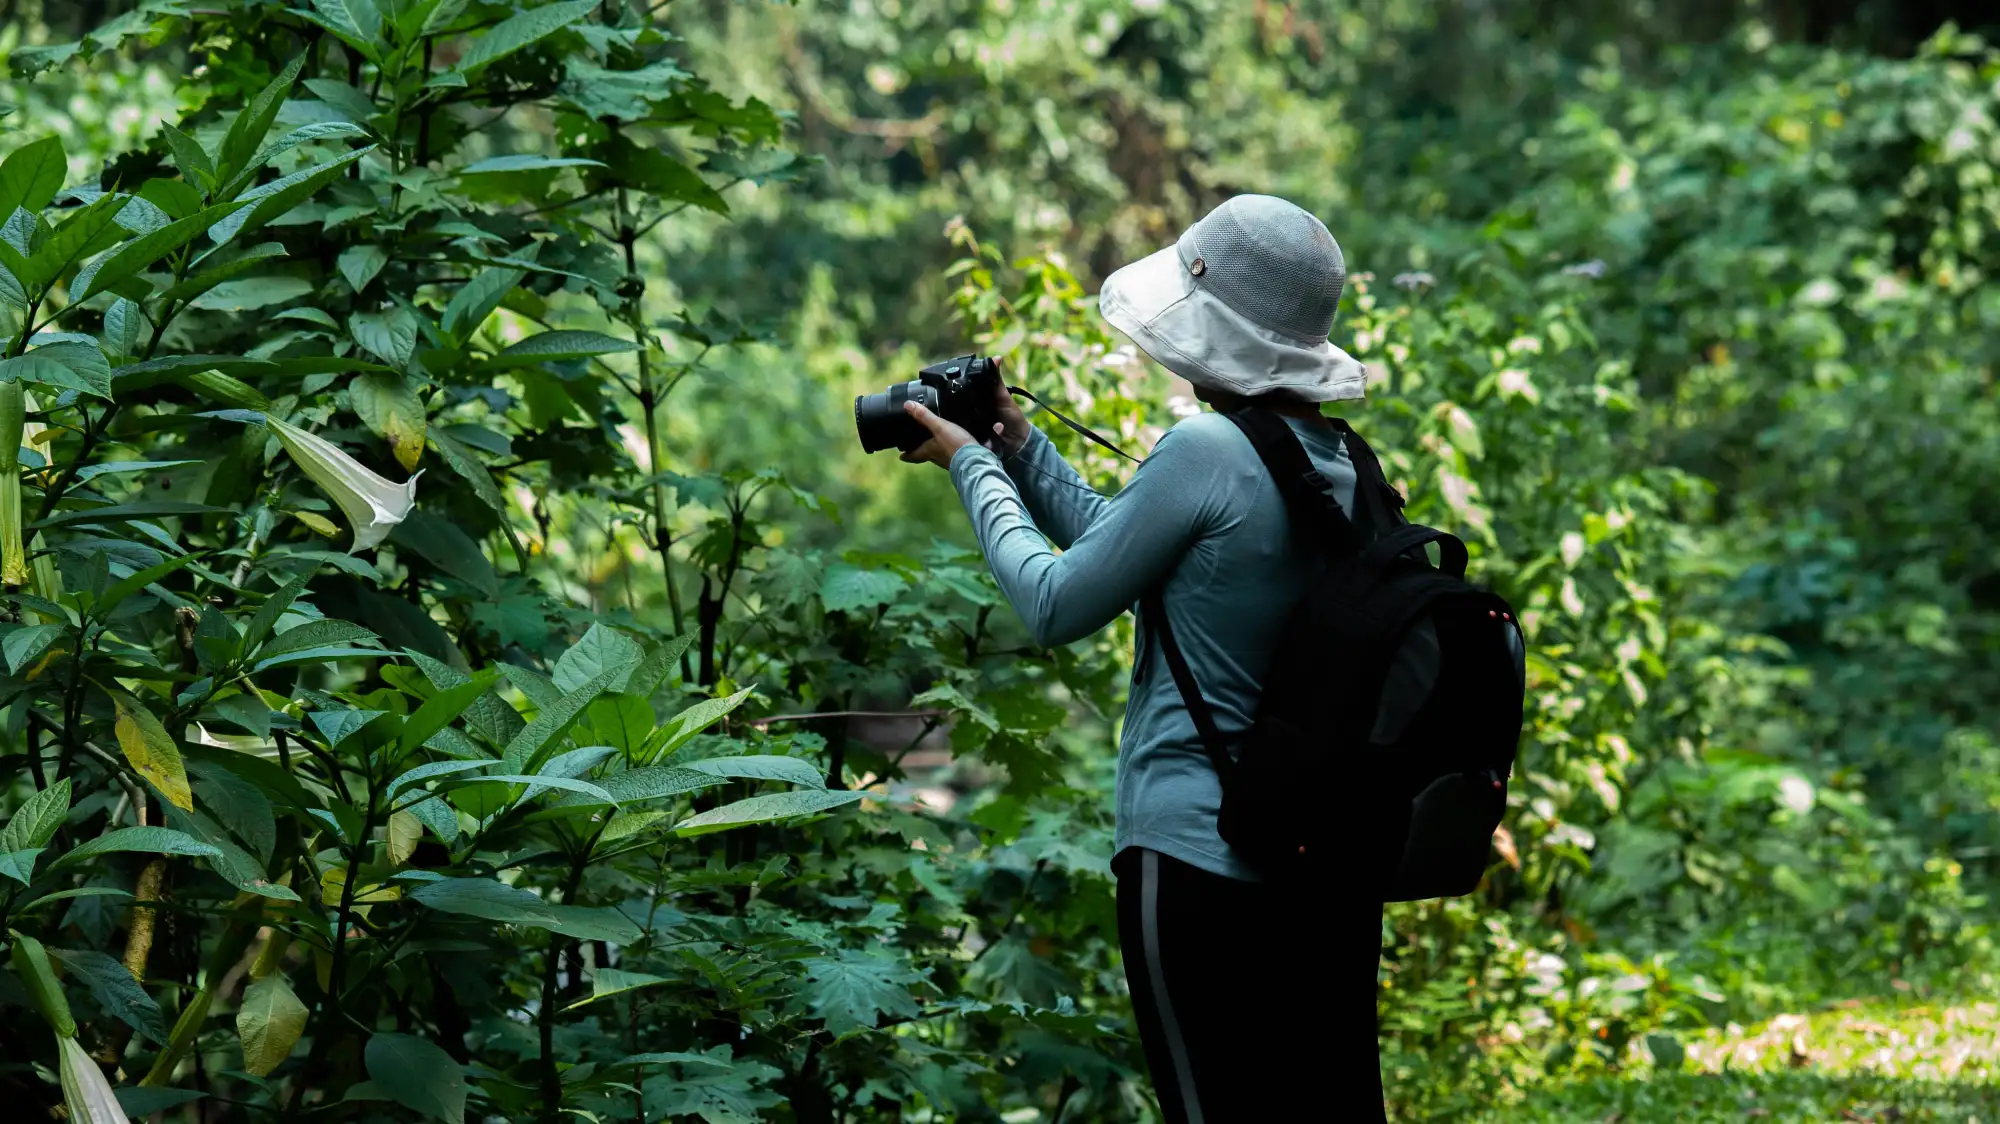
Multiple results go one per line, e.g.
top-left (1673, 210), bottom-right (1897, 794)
top-left (988, 358), bottom-right (1032, 456)
top-left (898, 401), bottom-right (1002, 469)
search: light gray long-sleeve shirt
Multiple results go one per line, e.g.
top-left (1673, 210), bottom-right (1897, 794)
top-left (948, 411), bottom-right (1358, 881)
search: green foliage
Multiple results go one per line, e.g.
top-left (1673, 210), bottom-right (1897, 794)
top-left (2, 0), bottom-right (1998, 1121)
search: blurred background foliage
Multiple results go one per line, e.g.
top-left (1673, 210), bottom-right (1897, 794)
top-left (5, 0), bottom-right (2000, 1120)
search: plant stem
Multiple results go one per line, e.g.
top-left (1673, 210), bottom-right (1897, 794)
top-left (8, 299), bottom-right (40, 358)
top-left (613, 180), bottom-right (689, 668)
top-left (538, 844), bottom-right (595, 1123)
top-left (23, 717), bottom-right (44, 790)
top-left (123, 854), bottom-right (168, 979)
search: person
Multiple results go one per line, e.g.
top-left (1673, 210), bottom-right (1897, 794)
top-left (897, 195), bottom-right (1387, 1121)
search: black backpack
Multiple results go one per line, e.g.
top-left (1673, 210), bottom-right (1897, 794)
top-left (1143, 409), bottom-right (1526, 901)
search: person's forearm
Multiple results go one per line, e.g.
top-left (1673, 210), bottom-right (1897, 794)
top-left (952, 439), bottom-right (1195, 650)
top-left (1000, 426), bottom-right (1106, 549)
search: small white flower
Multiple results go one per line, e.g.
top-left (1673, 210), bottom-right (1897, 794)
top-left (58, 1035), bottom-right (130, 1124)
top-left (1562, 259), bottom-right (1607, 279)
top-left (266, 416), bottom-right (420, 554)
top-left (1778, 774), bottom-right (1816, 814)
top-left (1392, 271), bottom-right (1436, 291)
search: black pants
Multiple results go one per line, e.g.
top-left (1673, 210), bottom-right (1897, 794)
top-left (1113, 847), bottom-right (1387, 1122)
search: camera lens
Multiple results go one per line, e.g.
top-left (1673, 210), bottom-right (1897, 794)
top-left (854, 381), bottom-right (940, 453)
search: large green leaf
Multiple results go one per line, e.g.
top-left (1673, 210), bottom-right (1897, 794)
top-left (226, 121), bottom-right (369, 199)
top-left (450, 0), bottom-right (597, 75)
top-left (237, 974), bottom-right (308, 1077)
top-left (397, 668), bottom-right (504, 757)
top-left (258, 619), bottom-right (380, 660)
top-left (0, 777), bottom-right (70, 884)
top-left (190, 760), bottom-right (276, 862)
top-left (406, 796), bottom-right (460, 843)
top-left (0, 136), bottom-right (66, 217)
top-left (819, 564), bottom-right (909, 613)
top-left (239, 567), bottom-right (314, 655)
top-left (409, 650), bottom-right (522, 747)
top-left (502, 668), bottom-right (616, 773)
top-left (583, 695), bottom-right (653, 758)
top-left (498, 662), bottom-right (560, 710)
top-left (157, 242), bottom-right (289, 304)
top-left (297, 0), bottom-right (386, 63)
top-left (337, 243), bottom-right (389, 294)
top-left (94, 550), bottom-right (210, 620)
top-left (593, 766), bottom-right (723, 804)
top-left (217, 54), bottom-right (306, 188)
top-left (563, 968), bottom-right (669, 1010)
top-left (621, 633), bottom-right (695, 700)
top-left (801, 950), bottom-right (924, 1037)
top-left (51, 826), bottom-right (221, 870)
top-left (349, 371), bottom-right (426, 470)
top-left (207, 146), bottom-right (375, 244)
top-left (0, 340), bottom-right (112, 399)
top-left (437, 772), bottom-right (615, 806)
top-left (22, 193), bottom-right (126, 289)
top-left (74, 201), bottom-right (251, 302)
top-left (683, 755), bottom-right (825, 789)
top-left (364, 1033), bottom-right (466, 1124)
top-left (544, 905), bottom-right (642, 944)
top-left (408, 877), bottom-right (555, 926)
top-left (159, 123), bottom-right (214, 190)
top-left (2, 623), bottom-right (63, 675)
top-left (48, 948), bottom-right (169, 1044)
top-left (440, 263), bottom-right (524, 344)
top-left (553, 622), bottom-right (642, 693)
top-left (641, 685), bottom-right (758, 762)
top-left (559, 59), bottom-right (689, 121)
top-left (486, 329), bottom-right (638, 367)
top-left (350, 307), bottom-right (420, 368)
top-left (672, 789), bottom-right (864, 837)
top-left (1, 776), bottom-right (70, 852)
top-left (387, 760), bottom-right (491, 805)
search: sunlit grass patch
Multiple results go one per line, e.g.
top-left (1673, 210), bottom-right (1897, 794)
top-left (1514, 1000), bottom-right (2000, 1122)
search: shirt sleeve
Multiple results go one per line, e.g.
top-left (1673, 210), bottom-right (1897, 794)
top-left (949, 414), bottom-right (1237, 649)
top-left (997, 425), bottom-right (1107, 550)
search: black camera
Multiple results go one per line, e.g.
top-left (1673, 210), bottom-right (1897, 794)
top-left (853, 354), bottom-right (1004, 454)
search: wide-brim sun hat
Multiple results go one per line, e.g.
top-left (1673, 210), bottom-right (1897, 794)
top-left (1098, 194), bottom-right (1367, 403)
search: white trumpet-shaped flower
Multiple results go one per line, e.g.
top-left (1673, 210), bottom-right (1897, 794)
top-left (266, 416), bottom-right (420, 553)
top-left (58, 1035), bottom-right (130, 1124)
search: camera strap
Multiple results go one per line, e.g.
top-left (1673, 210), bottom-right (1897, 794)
top-left (1006, 385), bottom-right (1143, 465)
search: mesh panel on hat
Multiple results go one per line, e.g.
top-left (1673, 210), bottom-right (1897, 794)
top-left (1182, 195), bottom-right (1345, 344)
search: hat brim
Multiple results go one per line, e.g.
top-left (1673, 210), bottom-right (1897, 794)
top-left (1098, 244), bottom-right (1368, 403)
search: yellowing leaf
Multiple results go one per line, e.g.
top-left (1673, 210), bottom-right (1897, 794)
top-left (386, 810), bottom-right (421, 866)
top-left (237, 973), bottom-right (308, 1077)
top-left (350, 372), bottom-right (428, 473)
top-left (290, 509), bottom-right (341, 537)
top-left (319, 865), bottom-right (401, 907)
top-left (25, 644), bottom-right (67, 682)
top-left (113, 693), bottom-right (193, 812)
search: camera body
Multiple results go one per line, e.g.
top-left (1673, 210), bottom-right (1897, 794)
top-left (853, 354), bottom-right (1003, 454)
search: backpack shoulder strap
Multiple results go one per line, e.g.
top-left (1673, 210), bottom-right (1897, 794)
top-left (1328, 418), bottom-right (1406, 536)
top-left (1223, 408), bottom-right (1359, 553)
top-left (1141, 589), bottom-right (1236, 781)
top-left (1145, 408), bottom-right (1354, 782)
